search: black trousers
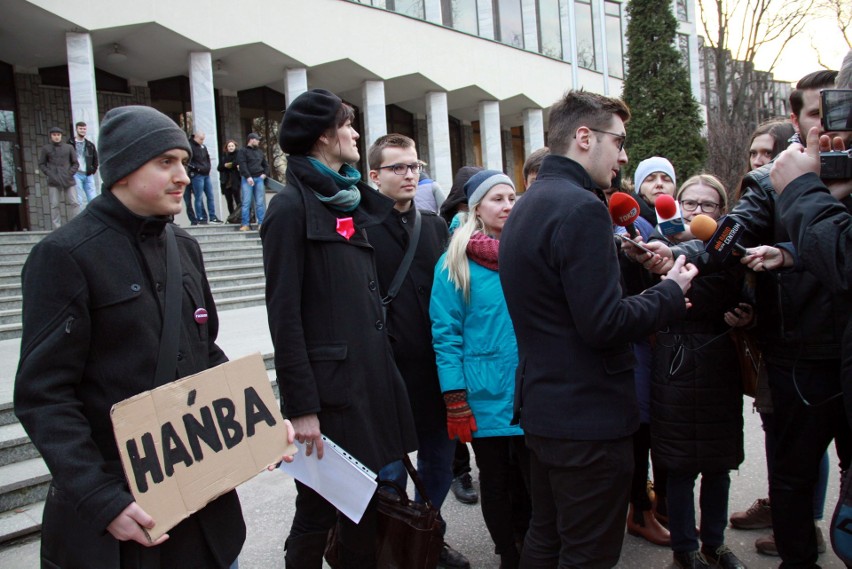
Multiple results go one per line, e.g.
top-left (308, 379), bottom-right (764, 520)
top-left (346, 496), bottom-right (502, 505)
top-left (521, 434), bottom-right (633, 569)
top-left (631, 422), bottom-right (667, 511)
top-left (470, 435), bottom-right (531, 555)
top-left (768, 360), bottom-right (850, 568)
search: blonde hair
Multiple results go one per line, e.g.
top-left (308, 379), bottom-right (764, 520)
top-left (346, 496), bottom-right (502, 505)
top-left (676, 174), bottom-right (728, 214)
top-left (442, 210), bottom-right (488, 304)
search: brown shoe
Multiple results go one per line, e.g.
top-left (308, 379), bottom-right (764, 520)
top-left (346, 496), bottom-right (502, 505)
top-left (731, 497), bottom-right (772, 529)
top-left (755, 533), bottom-right (778, 556)
top-left (627, 503), bottom-right (671, 546)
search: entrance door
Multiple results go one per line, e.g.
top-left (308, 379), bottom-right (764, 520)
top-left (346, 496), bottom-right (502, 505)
top-left (0, 122), bottom-right (24, 231)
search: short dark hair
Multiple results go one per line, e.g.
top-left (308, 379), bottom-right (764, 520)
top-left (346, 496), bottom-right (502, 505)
top-left (368, 133), bottom-right (415, 170)
top-left (789, 70), bottom-right (838, 116)
top-left (522, 147), bottom-right (549, 181)
top-left (547, 90), bottom-right (630, 155)
top-left (75, 121), bottom-right (86, 128)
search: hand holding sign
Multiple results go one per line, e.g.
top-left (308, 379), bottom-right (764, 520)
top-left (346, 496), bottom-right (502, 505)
top-left (107, 502), bottom-right (169, 547)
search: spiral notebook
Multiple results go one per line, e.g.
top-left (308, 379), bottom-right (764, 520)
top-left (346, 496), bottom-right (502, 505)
top-left (279, 435), bottom-right (378, 523)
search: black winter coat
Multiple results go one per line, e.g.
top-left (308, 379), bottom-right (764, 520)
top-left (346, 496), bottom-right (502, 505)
top-left (366, 207), bottom-right (449, 432)
top-left (68, 137), bottom-right (99, 175)
top-left (649, 232), bottom-right (745, 472)
top-left (260, 156), bottom-right (417, 471)
top-left (218, 150), bottom-right (241, 192)
top-left (499, 155), bottom-right (687, 441)
top-left (189, 138), bottom-right (212, 176)
top-left (38, 141), bottom-right (77, 188)
top-left (14, 191), bottom-right (243, 568)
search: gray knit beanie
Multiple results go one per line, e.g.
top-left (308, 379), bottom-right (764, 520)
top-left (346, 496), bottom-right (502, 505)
top-left (463, 169), bottom-right (515, 208)
top-left (98, 105), bottom-right (191, 191)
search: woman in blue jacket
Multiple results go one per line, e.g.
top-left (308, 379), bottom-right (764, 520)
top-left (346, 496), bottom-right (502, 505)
top-left (430, 169), bottom-right (530, 569)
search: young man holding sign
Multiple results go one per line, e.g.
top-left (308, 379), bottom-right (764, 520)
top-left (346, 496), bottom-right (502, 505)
top-left (14, 105), bottom-right (293, 569)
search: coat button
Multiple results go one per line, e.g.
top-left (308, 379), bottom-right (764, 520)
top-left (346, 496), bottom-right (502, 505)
top-left (375, 320), bottom-right (384, 330)
top-left (130, 284), bottom-right (141, 292)
top-left (176, 352), bottom-right (183, 361)
top-left (418, 286), bottom-right (425, 295)
top-left (368, 280), bottom-right (377, 291)
top-left (401, 217), bottom-right (408, 224)
top-left (156, 282), bottom-right (163, 292)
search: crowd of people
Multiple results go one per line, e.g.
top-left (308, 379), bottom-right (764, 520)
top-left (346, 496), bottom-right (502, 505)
top-left (13, 49), bottom-right (852, 569)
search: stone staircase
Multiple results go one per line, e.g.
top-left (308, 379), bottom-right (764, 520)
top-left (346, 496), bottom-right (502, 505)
top-left (0, 224), bottom-right (267, 341)
top-left (0, 224), bottom-right (277, 547)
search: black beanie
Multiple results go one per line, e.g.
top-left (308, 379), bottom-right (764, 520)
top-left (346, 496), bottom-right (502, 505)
top-left (279, 89), bottom-right (342, 155)
top-left (98, 105), bottom-right (191, 191)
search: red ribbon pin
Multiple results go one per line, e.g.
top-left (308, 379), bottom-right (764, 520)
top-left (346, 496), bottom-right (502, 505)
top-left (336, 217), bottom-right (355, 240)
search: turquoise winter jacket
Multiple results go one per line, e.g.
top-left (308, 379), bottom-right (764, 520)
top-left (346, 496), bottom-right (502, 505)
top-left (430, 253), bottom-right (523, 438)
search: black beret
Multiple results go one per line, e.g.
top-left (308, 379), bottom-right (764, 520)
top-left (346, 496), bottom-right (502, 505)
top-left (279, 89), bottom-right (342, 155)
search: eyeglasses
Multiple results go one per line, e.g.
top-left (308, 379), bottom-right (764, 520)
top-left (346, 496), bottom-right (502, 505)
top-left (680, 199), bottom-right (720, 213)
top-left (377, 162), bottom-right (423, 176)
top-left (588, 128), bottom-right (626, 151)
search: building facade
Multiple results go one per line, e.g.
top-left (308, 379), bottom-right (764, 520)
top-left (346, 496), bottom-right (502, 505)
top-left (0, 0), bottom-right (703, 231)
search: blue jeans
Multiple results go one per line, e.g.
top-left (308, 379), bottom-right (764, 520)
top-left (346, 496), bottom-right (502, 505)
top-left (74, 171), bottom-right (96, 208)
top-left (667, 469), bottom-right (730, 553)
top-left (378, 428), bottom-right (456, 511)
top-left (183, 184), bottom-right (197, 224)
top-left (192, 175), bottom-right (216, 221)
top-left (241, 177), bottom-right (265, 226)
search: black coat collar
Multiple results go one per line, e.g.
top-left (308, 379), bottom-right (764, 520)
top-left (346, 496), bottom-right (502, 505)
top-left (536, 154), bottom-right (607, 203)
top-left (87, 191), bottom-right (172, 240)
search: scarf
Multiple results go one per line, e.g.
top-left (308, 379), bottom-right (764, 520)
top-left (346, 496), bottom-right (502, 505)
top-left (308, 157), bottom-right (362, 212)
top-left (466, 231), bottom-right (500, 271)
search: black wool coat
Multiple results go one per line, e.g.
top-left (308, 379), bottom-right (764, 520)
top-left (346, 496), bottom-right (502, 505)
top-left (260, 156), bottom-right (418, 471)
top-left (14, 191), bottom-right (243, 568)
top-left (366, 206), bottom-right (449, 432)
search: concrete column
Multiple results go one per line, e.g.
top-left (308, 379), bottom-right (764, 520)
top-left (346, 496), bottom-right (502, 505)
top-left (521, 0), bottom-right (539, 52)
top-left (66, 32), bottom-right (101, 194)
top-left (188, 51), bottom-right (222, 219)
top-left (362, 80), bottom-right (387, 186)
top-left (522, 108), bottom-right (545, 156)
top-left (424, 0), bottom-right (442, 23)
top-left (425, 92), bottom-right (452, 187)
top-left (285, 68), bottom-right (308, 108)
top-left (561, 0), bottom-right (579, 88)
top-left (478, 100), bottom-right (502, 171)
top-left (476, 0), bottom-right (495, 40)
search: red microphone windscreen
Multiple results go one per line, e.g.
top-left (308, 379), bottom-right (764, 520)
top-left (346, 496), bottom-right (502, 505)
top-left (608, 193), bottom-right (640, 228)
top-left (690, 214), bottom-right (718, 241)
top-left (655, 194), bottom-right (678, 219)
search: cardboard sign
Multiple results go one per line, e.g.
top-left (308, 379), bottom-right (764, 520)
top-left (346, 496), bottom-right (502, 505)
top-left (111, 352), bottom-right (295, 540)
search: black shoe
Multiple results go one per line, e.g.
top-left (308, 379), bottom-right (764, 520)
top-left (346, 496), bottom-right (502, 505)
top-left (209, 217), bottom-right (224, 224)
top-left (702, 545), bottom-right (747, 569)
top-left (673, 550), bottom-right (711, 569)
top-left (451, 473), bottom-right (478, 504)
top-left (439, 542), bottom-right (470, 569)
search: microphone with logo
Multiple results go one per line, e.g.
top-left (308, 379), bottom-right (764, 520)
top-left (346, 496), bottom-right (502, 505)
top-left (689, 214), bottom-right (748, 263)
top-left (655, 194), bottom-right (685, 236)
top-left (608, 193), bottom-right (653, 254)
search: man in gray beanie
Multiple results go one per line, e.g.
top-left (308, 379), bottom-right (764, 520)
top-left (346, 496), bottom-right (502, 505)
top-left (15, 105), bottom-right (252, 568)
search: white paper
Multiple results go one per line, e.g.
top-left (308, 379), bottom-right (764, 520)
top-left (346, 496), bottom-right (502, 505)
top-left (279, 435), bottom-right (378, 523)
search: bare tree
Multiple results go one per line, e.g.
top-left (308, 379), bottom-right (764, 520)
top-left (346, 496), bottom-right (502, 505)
top-left (811, 0), bottom-right (851, 68)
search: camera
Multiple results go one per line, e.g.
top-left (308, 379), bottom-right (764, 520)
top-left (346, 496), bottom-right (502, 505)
top-left (819, 89), bottom-right (852, 179)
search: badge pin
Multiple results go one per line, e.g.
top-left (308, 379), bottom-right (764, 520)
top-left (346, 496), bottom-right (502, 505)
top-left (194, 308), bottom-right (208, 324)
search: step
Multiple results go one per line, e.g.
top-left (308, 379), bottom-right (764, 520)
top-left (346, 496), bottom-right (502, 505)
top-left (0, 285), bottom-right (21, 298)
top-left (204, 253), bottom-right (263, 268)
top-left (0, 253), bottom-right (28, 265)
top-left (0, 232), bottom-right (48, 244)
top-left (211, 283), bottom-right (265, 300)
top-left (0, 403), bottom-right (15, 428)
top-left (0, 500), bottom-right (43, 545)
top-left (0, 458), bottom-right (50, 512)
top-left (0, 309), bottom-right (21, 327)
top-left (206, 263), bottom-right (264, 278)
top-left (207, 272), bottom-right (265, 288)
top-left (0, 263), bottom-right (22, 278)
top-left (0, 424), bottom-right (38, 468)
top-left (198, 247), bottom-right (262, 261)
top-left (215, 294), bottom-right (266, 311)
top-left (0, 243), bottom-right (38, 255)
top-left (0, 275), bottom-right (20, 287)
top-left (193, 234), bottom-right (262, 244)
top-left (0, 298), bottom-right (21, 312)
top-left (0, 323), bottom-right (22, 342)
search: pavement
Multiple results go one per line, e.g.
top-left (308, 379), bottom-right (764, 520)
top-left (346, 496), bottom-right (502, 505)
top-left (0, 305), bottom-right (846, 568)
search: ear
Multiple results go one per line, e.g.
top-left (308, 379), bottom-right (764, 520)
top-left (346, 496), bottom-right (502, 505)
top-left (574, 127), bottom-right (592, 150)
top-left (369, 169), bottom-right (381, 187)
top-left (790, 112), bottom-right (800, 135)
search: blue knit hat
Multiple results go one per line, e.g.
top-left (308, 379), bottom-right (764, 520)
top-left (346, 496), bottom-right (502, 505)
top-left (463, 169), bottom-right (514, 207)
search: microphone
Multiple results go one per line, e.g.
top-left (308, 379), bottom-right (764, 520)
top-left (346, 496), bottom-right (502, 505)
top-left (690, 214), bottom-right (748, 262)
top-left (655, 194), bottom-right (685, 236)
top-left (608, 193), bottom-right (641, 238)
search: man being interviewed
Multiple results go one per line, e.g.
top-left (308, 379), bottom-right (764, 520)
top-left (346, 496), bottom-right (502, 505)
top-left (499, 90), bottom-right (698, 568)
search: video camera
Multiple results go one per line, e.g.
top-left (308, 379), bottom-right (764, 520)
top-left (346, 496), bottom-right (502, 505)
top-left (819, 89), bottom-right (852, 179)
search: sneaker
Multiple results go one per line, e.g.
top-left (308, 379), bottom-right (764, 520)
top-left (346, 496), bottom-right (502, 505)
top-left (730, 497), bottom-right (771, 529)
top-left (450, 473), bottom-right (478, 504)
top-left (239, 225), bottom-right (250, 231)
top-left (438, 542), bottom-right (470, 568)
top-left (673, 550), bottom-right (710, 569)
top-left (702, 544), bottom-right (747, 569)
top-left (209, 217), bottom-right (224, 224)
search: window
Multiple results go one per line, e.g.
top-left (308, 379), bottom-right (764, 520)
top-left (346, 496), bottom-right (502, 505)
top-left (574, 0), bottom-right (596, 70)
top-left (676, 0), bottom-right (688, 22)
top-left (442, 0), bottom-right (479, 34)
top-left (493, 0), bottom-right (524, 48)
top-left (677, 33), bottom-right (690, 72)
top-left (605, 1), bottom-right (623, 78)
top-left (537, 0), bottom-right (562, 58)
top-left (387, 0), bottom-right (425, 18)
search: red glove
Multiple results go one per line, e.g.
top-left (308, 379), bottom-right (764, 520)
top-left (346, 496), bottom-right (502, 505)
top-left (444, 390), bottom-right (477, 443)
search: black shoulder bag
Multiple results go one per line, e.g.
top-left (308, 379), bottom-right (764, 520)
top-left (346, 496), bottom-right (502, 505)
top-left (154, 224), bottom-right (183, 386)
top-left (380, 208), bottom-right (421, 322)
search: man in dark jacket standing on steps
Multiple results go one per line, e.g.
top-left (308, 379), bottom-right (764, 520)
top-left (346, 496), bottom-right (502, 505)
top-left (39, 126), bottom-right (80, 229)
top-left (237, 132), bottom-right (268, 230)
top-left (15, 105), bottom-right (247, 569)
top-left (188, 131), bottom-right (222, 224)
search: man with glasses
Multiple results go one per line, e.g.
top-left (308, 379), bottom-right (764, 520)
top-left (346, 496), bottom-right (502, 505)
top-left (364, 133), bottom-right (470, 569)
top-left (499, 90), bottom-right (698, 568)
